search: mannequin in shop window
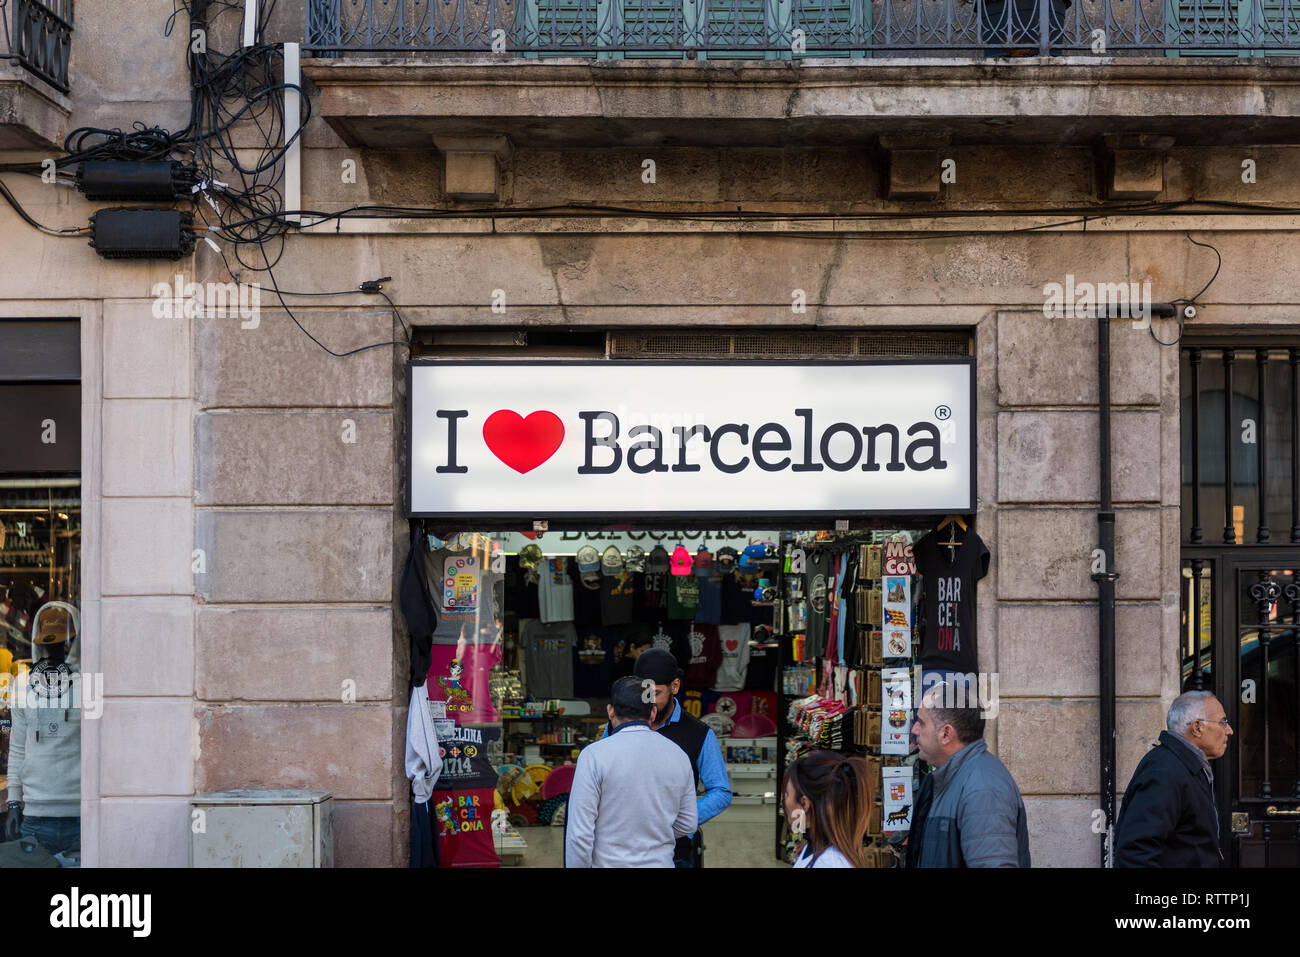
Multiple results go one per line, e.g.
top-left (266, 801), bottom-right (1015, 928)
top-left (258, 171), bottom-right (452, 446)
top-left (4, 602), bottom-right (82, 866)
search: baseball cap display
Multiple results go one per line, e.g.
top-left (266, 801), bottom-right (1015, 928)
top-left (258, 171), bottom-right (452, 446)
top-left (731, 713), bottom-right (778, 738)
top-left (601, 545), bottom-right (623, 574)
top-left (33, 602), bottom-right (77, 646)
top-left (715, 546), bottom-right (739, 567)
top-left (669, 545), bottom-right (693, 576)
top-left (647, 545), bottom-right (671, 573)
top-left (694, 547), bottom-right (712, 569)
top-left (518, 543), bottom-right (543, 570)
top-left (576, 545), bottom-right (602, 589)
top-left (624, 545), bottom-right (647, 572)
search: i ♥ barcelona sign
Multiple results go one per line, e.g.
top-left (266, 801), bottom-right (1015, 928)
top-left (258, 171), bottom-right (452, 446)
top-left (408, 360), bottom-right (974, 519)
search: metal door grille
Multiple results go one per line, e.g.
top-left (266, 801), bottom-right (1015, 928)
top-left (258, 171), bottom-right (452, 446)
top-left (607, 329), bottom-right (971, 359)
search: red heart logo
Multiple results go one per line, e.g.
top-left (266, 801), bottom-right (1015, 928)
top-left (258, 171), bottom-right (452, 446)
top-left (725, 640), bottom-right (739, 652)
top-left (483, 410), bottom-right (565, 474)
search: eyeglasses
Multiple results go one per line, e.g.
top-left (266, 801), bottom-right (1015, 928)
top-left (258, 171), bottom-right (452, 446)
top-left (1199, 717), bottom-right (1231, 728)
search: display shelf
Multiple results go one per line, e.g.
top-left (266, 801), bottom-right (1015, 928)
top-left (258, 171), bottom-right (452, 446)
top-left (502, 713), bottom-right (605, 721)
top-left (725, 764), bottom-right (777, 778)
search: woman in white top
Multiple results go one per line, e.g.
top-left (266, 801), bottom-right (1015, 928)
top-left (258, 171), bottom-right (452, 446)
top-left (783, 750), bottom-right (874, 868)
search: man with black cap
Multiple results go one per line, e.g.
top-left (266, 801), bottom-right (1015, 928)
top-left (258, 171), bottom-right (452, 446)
top-left (566, 677), bottom-right (697, 868)
top-left (606, 647), bottom-right (732, 867)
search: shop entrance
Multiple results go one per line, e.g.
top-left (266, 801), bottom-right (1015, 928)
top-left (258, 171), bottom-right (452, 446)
top-left (413, 522), bottom-right (943, 868)
top-left (404, 342), bottom-right (977, 867)
top-left (1180, 345), bottom-right (1300, 867)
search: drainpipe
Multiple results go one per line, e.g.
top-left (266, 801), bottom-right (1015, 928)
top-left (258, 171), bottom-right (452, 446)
top-left (1094, 313), bottom-right (1119, 868)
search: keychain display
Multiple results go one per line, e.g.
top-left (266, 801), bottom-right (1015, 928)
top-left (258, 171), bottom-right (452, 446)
top-left (880, 667), bottom-right (912, 755)
top-left (882, 765), bottom-right (914, 832)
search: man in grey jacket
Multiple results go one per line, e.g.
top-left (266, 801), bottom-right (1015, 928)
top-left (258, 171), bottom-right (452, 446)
top-left (565, 676), bottom-right (697, 867)
top-left (906, 680), bottom-right (1031, 867)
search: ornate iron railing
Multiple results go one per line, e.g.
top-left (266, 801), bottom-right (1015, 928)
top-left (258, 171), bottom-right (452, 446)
top-left (305, 0), bottom-right (1300, 56)
top-left (1, 0), bottom-right (72, 92)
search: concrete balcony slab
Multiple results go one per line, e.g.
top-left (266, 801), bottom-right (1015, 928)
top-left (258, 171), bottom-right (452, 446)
top-left (302, 57), bottom-right (1300, 149)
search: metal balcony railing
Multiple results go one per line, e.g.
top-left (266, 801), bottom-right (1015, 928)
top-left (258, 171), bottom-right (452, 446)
top-left (305, 0), bottom-right (1300, 57)
top-left (1, 0), bottom-right (72, 92)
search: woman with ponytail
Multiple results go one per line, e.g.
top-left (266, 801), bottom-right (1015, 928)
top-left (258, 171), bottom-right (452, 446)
top-left (783, 751), bottom-right (874, 868)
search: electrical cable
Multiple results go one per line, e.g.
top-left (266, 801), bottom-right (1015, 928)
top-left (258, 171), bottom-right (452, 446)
top-left (0, 0), bottom-right (1263, 356)
top-left (0, 178), bottom-right (87, 236)
top-left (1149, 232), bottom-right (1223, 347)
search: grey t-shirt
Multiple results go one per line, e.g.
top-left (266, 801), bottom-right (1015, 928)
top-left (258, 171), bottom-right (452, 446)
top-left (805, 551), bottom-right (831, 658)
top-left (521, 618), bottom-right (577, 699)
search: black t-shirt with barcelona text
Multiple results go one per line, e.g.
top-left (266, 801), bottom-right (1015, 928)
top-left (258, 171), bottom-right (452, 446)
top-left (913, 529), bottom-right (991, 674)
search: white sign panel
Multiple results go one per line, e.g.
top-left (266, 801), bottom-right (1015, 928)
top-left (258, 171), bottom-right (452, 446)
top-left (409, 361), bottom-right (973, 518)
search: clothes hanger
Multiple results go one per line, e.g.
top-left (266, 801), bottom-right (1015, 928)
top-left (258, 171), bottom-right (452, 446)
top-left (936, 515), bottom-right (967, 546)
top-left (936, 514), bottom-right (968, 561)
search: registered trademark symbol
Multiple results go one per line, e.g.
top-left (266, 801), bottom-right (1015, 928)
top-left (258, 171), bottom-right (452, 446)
top-left (935, 405), bottom-right (951, 420)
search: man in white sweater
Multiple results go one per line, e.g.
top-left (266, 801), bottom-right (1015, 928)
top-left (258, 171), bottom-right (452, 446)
top-left (565, 676), bottom-right (697, 868)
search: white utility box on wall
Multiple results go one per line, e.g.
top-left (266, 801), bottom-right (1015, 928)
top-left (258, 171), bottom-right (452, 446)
top-left (191, 789), bottom-right (334, 867)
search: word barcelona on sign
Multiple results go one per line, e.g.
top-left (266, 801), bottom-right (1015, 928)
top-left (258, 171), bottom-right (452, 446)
top-left (409, 361), bottom-right (973, 518)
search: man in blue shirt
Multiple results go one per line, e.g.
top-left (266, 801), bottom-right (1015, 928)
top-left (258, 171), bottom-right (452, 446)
top-left (604, 648), bottom-right (731, 867)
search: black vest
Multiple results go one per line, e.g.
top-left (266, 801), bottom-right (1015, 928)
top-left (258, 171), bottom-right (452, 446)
top-left (657, 709), bottom-right (710, 788)
top-left (604, 704), bottom-right (710, 787)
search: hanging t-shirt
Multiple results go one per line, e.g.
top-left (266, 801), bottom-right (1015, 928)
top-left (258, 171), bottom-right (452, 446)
top-left (572, 558), bottom-right (604, 627)
top-left (666, 572), bottom-right (700, 620)
top-left (506, 556), bottom-right (540, 620)
top-left (427, 549), bottom-right (501, 644)
top-left (745, 636), bottom-right (780, 691)
top-left (641, 567), bottom-right (667, 615)
top-left (711, 689), bottom-right (777, 722)
top-left (913, 529), bottom-right (991, 675)
top-left (520, 618), bottom-right (577, 699)
top-left (713, 623), bottom-right (752, 692)
top-left (573, 624), bottom-right (620, 698)
top-left (433, 724), bottom-right (502, 790)
top-left (678, 622), bottom-right (721, 690)
top-left (719, 572), bottom-right (753, 625)
top-left (647, 621), bottom-right (676, 660)
top-left (693, 567), bottom-right (723, 625)
top-left (678, 689), bottom-right (711, 721)
top-left (538, 557), bottom-right (575, 623)
top-left (599, 568), bottom-right (637, 626)
top-left (431, 786), bottom-right (499, 868)
top-left (427, 641), bottom-right (503, 723)
top-left (805, 551), bottom-right (831, 658)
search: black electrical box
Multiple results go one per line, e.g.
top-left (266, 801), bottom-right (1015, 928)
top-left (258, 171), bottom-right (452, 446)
top-left (76, 161), bottom-right (199, 201)
top-left (88, 208), bottom-right (197, 260)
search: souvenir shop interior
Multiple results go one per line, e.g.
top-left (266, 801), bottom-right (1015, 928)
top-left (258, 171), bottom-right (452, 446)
top-left (416, 518), bottom-right (989, 868)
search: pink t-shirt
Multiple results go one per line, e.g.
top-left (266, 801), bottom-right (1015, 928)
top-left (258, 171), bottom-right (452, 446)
top-left (427, 642), bottom-right (502, 723)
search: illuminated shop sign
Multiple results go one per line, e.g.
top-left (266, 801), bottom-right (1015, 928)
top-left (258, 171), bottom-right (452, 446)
top-left (408, 360), bottom-right (974, 519)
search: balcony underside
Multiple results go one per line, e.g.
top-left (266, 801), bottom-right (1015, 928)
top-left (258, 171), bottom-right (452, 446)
top-left (0, 63), bottom-right (70, 151)
top-left (303, 57), bottom-right (1300, 149)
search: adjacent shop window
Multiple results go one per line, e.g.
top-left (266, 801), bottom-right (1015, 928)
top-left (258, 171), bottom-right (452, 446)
top-left (0, 318), bottom-right (82, 867)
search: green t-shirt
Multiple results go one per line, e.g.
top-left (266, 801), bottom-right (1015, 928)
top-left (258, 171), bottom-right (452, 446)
top-left (666, 572), bottom-right (700, 620)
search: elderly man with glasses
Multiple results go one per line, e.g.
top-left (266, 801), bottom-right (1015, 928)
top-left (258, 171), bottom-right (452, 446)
top-left (1114, 690), bottom-right (1233, 867)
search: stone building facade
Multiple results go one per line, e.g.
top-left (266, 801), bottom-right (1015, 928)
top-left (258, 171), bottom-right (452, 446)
top-left (2, 0), bottom-right (1298, 866)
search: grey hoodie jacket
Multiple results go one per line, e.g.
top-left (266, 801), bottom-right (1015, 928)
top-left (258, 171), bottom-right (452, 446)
top-left (7, 671), bottom-right (82, 818)
top-left (911, 738), bottom-right (1031, 868)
